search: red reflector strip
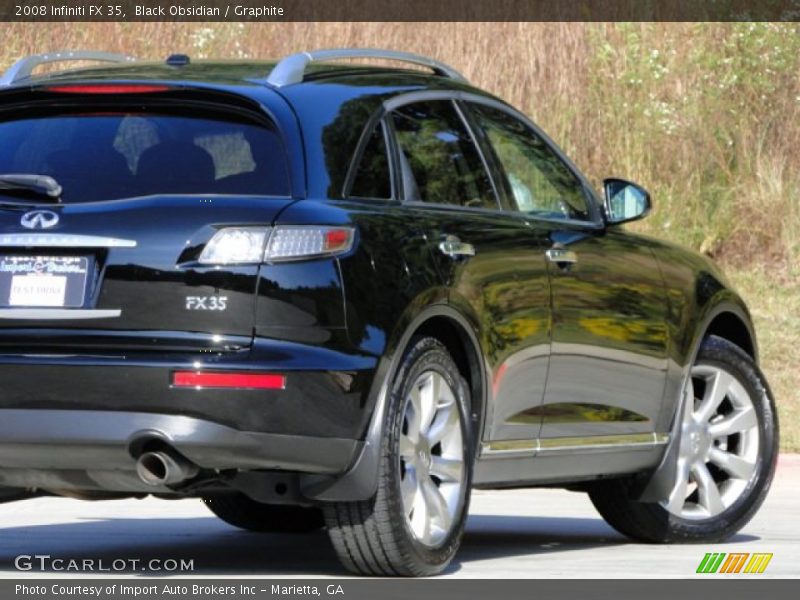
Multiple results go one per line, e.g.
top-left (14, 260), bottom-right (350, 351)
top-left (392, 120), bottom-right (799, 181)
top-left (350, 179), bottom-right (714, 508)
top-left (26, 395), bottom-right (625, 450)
top-left (45, 84), bottom-right (172, 94)
top-left (172, 371), bottom-right (286, 390)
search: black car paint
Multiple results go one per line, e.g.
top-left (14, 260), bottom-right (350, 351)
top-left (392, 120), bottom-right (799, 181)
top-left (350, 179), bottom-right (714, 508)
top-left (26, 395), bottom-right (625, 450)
top-left (0, 62), bottom-right (757, 502)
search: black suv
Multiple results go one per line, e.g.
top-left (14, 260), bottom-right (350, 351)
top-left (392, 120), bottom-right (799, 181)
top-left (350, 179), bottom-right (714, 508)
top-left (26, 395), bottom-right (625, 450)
top-left (0, 49), bottom-right (778, 576)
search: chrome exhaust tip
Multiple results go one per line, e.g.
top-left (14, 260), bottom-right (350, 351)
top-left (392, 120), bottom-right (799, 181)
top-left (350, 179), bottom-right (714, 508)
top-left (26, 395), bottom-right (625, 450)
top-left (135, 450), bottom-right (199, 486)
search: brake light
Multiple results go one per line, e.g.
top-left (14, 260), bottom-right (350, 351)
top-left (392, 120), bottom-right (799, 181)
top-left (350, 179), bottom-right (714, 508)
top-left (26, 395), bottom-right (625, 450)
top-left (172, 371), bottom-right (286, 390)
top-left (45, 84), bottom-right (172, 94)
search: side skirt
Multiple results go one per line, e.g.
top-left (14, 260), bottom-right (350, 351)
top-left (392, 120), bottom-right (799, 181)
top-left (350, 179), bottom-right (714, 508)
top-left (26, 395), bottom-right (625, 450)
top-left (473, 433), bottom-right (669, 488)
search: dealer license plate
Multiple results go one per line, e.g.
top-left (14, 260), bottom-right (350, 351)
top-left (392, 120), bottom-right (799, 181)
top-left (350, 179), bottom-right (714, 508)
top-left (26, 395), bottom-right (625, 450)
top-left (0, 256), bottom-right (89, 308)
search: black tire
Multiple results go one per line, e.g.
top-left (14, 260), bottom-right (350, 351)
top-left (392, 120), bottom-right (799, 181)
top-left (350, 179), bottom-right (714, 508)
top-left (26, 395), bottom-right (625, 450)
top-left (589, 335), bottom-right (778, 543)
top-left (203, 493), bottom-right (324, 533)
top-left (0, 487), bottom-right (37, 504)
top-left (324, 336), bottom-right (474, 576)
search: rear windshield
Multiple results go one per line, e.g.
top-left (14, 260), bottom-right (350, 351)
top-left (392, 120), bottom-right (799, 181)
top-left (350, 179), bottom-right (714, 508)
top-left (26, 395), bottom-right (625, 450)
top-left (0, 110), bottom-right (290, 202)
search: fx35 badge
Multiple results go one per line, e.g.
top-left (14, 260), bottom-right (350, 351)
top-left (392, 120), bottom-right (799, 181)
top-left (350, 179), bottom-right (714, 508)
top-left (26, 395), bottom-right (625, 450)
top-left (185, 296), bottom-right (228, 311)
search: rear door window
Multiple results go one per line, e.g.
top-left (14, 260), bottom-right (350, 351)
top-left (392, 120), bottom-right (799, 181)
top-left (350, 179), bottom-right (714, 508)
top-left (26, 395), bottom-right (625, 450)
top-left (0, 109), bottom-right (289, 202)
top-left (389, 100), bottom-right (498, 210)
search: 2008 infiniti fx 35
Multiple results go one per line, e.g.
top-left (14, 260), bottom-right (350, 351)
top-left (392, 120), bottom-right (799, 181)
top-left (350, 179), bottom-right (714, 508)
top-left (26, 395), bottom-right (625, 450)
top-left (0, 49), bottom-right (778, 576)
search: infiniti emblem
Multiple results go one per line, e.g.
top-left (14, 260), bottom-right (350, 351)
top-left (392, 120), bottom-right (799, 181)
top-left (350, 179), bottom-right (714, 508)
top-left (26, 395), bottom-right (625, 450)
top-left (20, 210), bottom-right (59, 230)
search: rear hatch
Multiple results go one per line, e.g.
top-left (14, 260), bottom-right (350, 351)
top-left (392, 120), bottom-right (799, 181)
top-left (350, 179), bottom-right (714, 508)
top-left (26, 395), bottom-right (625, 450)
top-left (0, 85), bottom-right (293, 352)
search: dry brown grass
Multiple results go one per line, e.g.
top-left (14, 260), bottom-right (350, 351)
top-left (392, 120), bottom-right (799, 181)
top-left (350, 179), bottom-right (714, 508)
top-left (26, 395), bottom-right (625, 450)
top-left (1, 23), bottom-right (798, 447)
top-left (4, 23), bottom-right (797, 260)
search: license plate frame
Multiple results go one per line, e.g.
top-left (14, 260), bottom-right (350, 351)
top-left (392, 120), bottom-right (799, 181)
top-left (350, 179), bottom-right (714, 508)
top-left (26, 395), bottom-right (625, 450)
top-left (0, 256), bottom-right (90, 308)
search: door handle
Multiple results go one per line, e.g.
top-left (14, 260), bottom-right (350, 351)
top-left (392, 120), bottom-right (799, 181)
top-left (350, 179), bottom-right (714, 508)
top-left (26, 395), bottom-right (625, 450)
top-left (439, 235), bottom-right (476, 259)
top-left (545, 247), bottom-right (578, 265)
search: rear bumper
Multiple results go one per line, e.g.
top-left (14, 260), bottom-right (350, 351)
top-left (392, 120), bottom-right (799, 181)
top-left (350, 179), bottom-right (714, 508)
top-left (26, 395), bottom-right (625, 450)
top-left (0, 337), bottom-right (379, 439)
top-left (0, 339), bottom-right (381, 496)
top-left (0, 409), bottom-right (361, 493)
top-left (0, 409), bottom-right (360, 472)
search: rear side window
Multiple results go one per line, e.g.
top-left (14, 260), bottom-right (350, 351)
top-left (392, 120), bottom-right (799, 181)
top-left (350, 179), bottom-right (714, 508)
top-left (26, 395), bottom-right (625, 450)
top-left (390, 101), bottom-right (497, 210)
top-left (0, 110), bottom-right (289, 202)
top-left (349, 122), bottom-right (392, 199)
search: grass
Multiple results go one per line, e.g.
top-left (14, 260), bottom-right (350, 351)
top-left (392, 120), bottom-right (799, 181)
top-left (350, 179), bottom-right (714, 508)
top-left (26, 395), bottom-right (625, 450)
top-left (1, 22), bottom-right (798, 448)
top-left (729, 269), bottom-right (800, 451)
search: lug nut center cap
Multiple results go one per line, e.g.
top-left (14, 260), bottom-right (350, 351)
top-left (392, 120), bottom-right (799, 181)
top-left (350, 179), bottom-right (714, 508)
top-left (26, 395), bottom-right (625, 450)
top-left (690, 431), bottom-right (701, 455)
top-left (416, 441), bottom-right (432, 470)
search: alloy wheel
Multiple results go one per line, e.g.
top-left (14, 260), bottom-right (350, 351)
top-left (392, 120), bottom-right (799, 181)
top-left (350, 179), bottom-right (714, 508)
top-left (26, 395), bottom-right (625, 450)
top-left (662, 364), bottom-right (760, 520)
top-left (399, 370), bottom-right (465, 546)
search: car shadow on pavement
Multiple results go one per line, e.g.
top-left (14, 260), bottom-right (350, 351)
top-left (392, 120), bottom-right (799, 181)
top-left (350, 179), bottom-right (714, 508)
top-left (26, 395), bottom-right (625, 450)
top-left (0, 515), bottom-right (759, 576)
top-left (452, 514), bottom-right (759, 572)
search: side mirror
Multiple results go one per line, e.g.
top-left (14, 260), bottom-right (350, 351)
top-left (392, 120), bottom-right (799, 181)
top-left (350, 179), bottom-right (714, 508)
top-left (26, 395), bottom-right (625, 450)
top-left (603, 178), bottom-right (651, 225)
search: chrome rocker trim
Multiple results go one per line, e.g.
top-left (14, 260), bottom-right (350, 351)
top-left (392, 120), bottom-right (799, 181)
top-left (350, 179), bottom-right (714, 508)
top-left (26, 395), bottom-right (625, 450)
top-left (480, 432), bottom-right (671, 458)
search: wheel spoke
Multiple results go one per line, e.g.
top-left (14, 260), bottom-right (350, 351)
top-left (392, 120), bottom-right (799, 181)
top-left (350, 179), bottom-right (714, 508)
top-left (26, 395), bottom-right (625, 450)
top-left (683, 376), bottom-right (696, 425)
top-left (696, 370), bottom-right (733, 422)
top-left (665, 458), bottom-right (691, 514)
top-left (419, 373), bottom-right (440, 435)
top-left (399, 434), bottom-right (416, 459)
top-left (693, 462), bottom-right (725, 515)
top-left (406, 386), bottom-right (423, 442)
top-left (709, 406), bottom-right (758, 438)
top-left (427, 401), bottom-right (458, 445)
top-left (401, 467), bottom-right (419, 515)
top-left (410, 479), bottom-right (430, 539)
top-left (421, 478), bottom-right (452, 533)
top-left (430, 455), bottom-right (463, 483)
top-left (709, 447), bottom-right (756, 481)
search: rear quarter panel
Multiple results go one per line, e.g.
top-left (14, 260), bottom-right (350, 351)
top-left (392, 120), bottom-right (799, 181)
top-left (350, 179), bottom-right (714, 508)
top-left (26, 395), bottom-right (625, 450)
top-left (273, 198), bottom-right (448, 438)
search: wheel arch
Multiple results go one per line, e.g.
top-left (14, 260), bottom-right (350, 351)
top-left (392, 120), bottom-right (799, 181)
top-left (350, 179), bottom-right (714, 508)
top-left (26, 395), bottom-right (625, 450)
top-left (301, 303), bottom-right (487, 502)
top-left (638, 299), bottom-right (758, 503)
top-left (410, 311), bottom-right (487, 441)
top-left (701, 308), bottom-right (757, 361)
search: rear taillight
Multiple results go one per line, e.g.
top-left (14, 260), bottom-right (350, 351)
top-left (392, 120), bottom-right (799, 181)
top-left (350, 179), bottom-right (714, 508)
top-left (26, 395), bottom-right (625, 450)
top-left (172, 371), bottom-right (286, 390)
top-left (198, 226), bottom-right (355, 265)
top-left (45, 84), bottom-right (172, 94)
top-left (265, 226), bottom-right (354, 262)
top-left (198, 228), bottom-right (269, 265)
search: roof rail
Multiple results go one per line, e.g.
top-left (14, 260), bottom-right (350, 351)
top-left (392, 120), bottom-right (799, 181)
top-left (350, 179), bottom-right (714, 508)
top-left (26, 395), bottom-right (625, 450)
top-left (265, 48), bottom-right (466, 87)
top-left (0, 51), bottom-right (136, 87)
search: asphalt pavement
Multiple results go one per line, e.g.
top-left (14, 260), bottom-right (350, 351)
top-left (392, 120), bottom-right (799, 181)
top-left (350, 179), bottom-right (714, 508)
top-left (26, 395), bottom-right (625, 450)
top-left (1, 455), bottom-right (797, 578)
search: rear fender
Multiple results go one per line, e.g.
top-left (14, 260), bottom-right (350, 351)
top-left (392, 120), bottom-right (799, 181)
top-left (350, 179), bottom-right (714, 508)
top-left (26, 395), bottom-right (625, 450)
top-left (300, 300), bottom-right (483, 502)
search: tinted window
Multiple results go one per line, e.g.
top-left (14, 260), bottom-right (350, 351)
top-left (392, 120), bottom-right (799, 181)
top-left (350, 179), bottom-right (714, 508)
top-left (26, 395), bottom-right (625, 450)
top-left (349, 122), bottom-right (392, 199)
top-left (391, 101), bottom-right (497, 210)
top-left (471, 104), bottom-right (591, 221)
top-left (0, 111), bottom-right (289, 202)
